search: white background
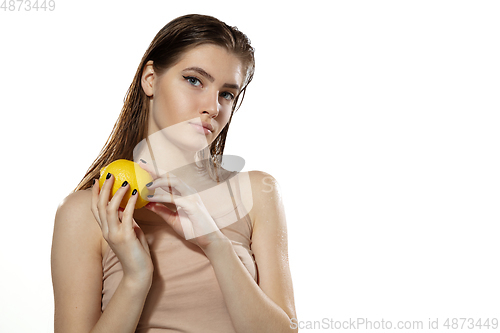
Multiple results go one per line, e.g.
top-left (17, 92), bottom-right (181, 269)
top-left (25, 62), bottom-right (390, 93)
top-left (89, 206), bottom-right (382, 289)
top-left (1, 1), bottom-right (499, 332)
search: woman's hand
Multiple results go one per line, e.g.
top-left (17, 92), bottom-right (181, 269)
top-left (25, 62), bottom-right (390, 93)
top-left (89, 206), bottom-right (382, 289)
top-left (138, 161), bottom-right (229, 253)
top-left (91, 174), bottom-right (154, 286)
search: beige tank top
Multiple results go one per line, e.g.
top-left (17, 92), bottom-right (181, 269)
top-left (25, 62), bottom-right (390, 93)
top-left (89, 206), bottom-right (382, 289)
top-left (101, 176), bottom-right (257, 332)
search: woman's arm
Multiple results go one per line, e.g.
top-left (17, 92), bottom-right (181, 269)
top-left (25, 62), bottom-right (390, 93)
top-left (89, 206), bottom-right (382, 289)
top-left (203, 170), bottom-right (297, 333)
top-left (142, 165), bottom-right (297, 332)
top-left (51, 189), bottom-right (152, 333)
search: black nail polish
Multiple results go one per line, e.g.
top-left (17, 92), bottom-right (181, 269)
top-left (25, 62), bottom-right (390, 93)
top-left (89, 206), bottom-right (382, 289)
top-left (147, 194), bottom-right (153, 198)
top-left (132, 189), bottom-right (137, 196)
top-left (122, 181), bottom-right (128, 187)
top-left (140, 159), bottom-right (147, 164)
top-left (106, 173), bottom-right (111, 179)
top-left (146, 182), bottom-right (153, 187)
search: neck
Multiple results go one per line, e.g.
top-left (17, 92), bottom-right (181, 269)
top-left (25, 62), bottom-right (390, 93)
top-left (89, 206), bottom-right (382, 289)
top-left (133, 125), bottom-right (212, 181)
top-left (136, 138), bottom-right (201, 176)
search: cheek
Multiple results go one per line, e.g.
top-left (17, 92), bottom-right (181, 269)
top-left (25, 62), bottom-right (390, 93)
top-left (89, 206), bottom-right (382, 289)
top-left (155, 88), bottom-right (193, 123)
top-left (217, 110), bottom-right (233, 132)
top-left (223, 110), bottom-right (232, 125)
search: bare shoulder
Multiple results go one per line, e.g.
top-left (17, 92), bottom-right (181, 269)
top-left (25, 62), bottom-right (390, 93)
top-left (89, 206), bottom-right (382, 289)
top-left (57, 189), bottom-right (92, 214)
top-left (54, 189), bottom-right (103, 254)
top-left (247, 170), bottom-right (283, 211)
top-left (248, 170), bottom-right (280, 195)
top-left (51, 189), bottom-right (105, 331)
top-left (54, 189), bottom-right (98, 231)
top-left (223, 170), bottom-right (279, 229)
top-left (53, 188), bottom-right (103, 258)
top-left (245, 170), bottom-right (296, 319)
top-left (56, 188), bottom-right (92, 218)
top-left (246, 170), bottom-right (285, 230)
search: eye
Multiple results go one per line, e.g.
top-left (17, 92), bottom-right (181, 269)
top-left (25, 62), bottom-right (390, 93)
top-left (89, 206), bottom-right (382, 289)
top-left (183, 76), bottom-right (202, 87)
top-left (220, 91), bottom-right (235, 101)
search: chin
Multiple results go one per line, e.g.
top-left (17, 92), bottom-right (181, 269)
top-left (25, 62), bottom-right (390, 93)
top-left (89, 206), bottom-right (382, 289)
top-left (178, 138), bottom-right (211, 152)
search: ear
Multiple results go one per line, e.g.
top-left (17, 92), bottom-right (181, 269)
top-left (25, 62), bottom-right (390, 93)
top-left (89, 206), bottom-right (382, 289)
top-left (141, 60), bottom-right (155, 97)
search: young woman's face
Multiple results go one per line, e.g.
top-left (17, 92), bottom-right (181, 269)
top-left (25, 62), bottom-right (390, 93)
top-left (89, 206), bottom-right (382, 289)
top-left (143, 44), bottom-right (244, 152)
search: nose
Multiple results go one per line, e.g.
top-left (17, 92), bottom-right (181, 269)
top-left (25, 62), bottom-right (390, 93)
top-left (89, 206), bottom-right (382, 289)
top-left (201, 90), bottom-right (220, 118)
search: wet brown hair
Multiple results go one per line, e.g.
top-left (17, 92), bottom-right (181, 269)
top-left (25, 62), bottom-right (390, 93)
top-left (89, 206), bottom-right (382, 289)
top-left (74, 14), bottom-right (255, 192)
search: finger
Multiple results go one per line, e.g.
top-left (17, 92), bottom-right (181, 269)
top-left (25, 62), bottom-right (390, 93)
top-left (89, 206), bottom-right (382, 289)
top-left (146, 191), bottom-right (183, 204)
top-left (97, 173), bottom-right (115, 235)
top-left (147, 181), bottom-right (178, 196)
top-left (98, 173), bottom-right (113, 206)
top-left (137, 159), bottom-right (165, 180)
top-left (137, 159), bottom-right (156, 178)
top-left (90, 179), bottom-right (102, 228)
top-left (122, 188), bottom-right (139, 229)
top-left (145, 174), bottom-right (175, 190)
top-left (146, 202), bottom-right (180, 230)
top-left (106, 180), bottom-right (130, 232)
top-left (165, 176), bottom-right (195, 196)
top-left (147, 175), bottom-right (194, 196)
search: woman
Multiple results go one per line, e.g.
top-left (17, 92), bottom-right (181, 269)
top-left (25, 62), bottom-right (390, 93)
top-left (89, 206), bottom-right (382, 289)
top-left (51, 14), bottom-right (297, 332)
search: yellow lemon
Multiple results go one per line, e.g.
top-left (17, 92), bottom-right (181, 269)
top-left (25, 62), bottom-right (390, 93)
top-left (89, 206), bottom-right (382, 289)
top-left (99, 159), bottom-right (153, 209)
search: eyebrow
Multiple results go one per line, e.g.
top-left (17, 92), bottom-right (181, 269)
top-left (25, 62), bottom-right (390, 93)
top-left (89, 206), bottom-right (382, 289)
top-left (183, 66), bottom-right (240, 91)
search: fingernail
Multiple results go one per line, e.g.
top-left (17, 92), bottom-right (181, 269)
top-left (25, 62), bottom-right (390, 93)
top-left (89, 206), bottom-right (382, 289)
top-left (146, 182), bottom-right (153, 187)
top-left (106, 173), bottom-right (111, 179)
top-left (122, 181), bottom-right (128, 187)
top-left (147, 194), bottom-right (153, 198)
top-left (140, 159), bottom-right (147, 164)
top-left (132, 189), bottom-right (137, 196)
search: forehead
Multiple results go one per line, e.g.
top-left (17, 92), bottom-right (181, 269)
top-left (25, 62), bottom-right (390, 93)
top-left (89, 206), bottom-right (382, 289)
top-left (172, 44), bottom-right (244, 85)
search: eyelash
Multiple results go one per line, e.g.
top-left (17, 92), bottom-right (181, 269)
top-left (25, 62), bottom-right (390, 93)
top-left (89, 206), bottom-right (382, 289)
top-left (221, 92), bottom-right (235, 101)
top-left (182, 75), bottom-right (235, 101)
top-left (183, 76), bottom-right (201, 87)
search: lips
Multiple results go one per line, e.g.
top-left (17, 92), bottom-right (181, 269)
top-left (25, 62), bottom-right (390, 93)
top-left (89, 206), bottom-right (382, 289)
top-left (200, 121), bottom-right (213, 132)
top-left (190, 121), bottom-right (213, 132)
